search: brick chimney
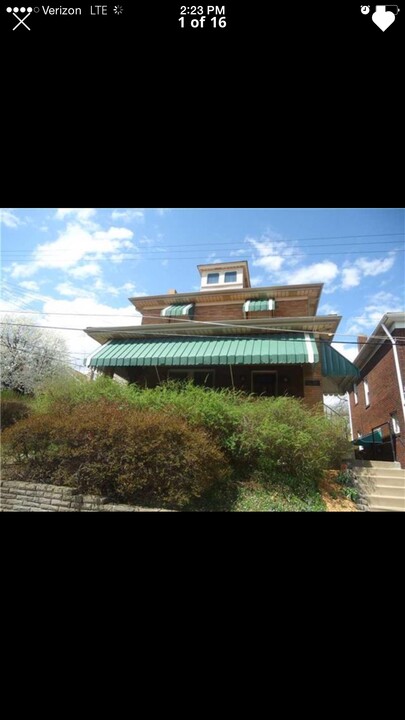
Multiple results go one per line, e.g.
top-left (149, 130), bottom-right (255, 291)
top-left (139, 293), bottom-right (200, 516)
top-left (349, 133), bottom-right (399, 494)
top-left (357, 335), bottom-right (367, 352)
top-left (167, 289), bottom-right (177, 295)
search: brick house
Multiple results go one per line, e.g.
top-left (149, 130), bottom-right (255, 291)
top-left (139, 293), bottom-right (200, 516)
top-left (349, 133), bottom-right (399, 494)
top-left (348, 312), bottom-right (405, 467)
top-left (85, 261), bottom-right (359, 406)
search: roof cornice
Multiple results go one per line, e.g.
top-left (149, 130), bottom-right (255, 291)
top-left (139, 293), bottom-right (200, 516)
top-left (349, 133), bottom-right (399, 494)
top-left (85, 315), bottom-right (341, 345)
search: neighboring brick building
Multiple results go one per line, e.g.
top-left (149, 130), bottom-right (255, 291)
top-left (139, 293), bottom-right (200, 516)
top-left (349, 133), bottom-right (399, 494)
top-left (85, 261), bottom-right (359, 406)
top-left (348, 312), bottom-right (405, 467)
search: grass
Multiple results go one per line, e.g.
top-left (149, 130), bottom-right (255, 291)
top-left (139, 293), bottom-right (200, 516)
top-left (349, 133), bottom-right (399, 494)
top-left (184, 474), bottom-right (326, 512)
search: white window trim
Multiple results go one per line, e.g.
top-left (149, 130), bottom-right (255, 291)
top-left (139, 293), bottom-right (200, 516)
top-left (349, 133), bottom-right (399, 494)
top-left (353, 383), bottom-right (358, 405)
top-left (364, 378), bottom-right (370, 408)
top-left (390, 412), bottom-right (401, 435)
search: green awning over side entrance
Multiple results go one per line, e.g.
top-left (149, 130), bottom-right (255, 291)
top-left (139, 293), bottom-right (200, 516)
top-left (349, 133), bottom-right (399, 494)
top-left (320, 342), bottom-right (360, 380)
top-left (88, 333), bottom-right (319, 368)
top-left (161, 304), bottom-right (194, 317)
top-left (352, 429), bottom-right (383, 445)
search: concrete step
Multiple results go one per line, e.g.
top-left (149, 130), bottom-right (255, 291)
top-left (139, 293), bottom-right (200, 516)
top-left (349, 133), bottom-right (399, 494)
top-left (368, 506), bottom-right (405, 512)
top-left (352, 468), bottom-right (405, 480)
top-left (351, 461), bottom-right (401, 469)
top-left (373, 484), bottom-right (405, 498)
top-left (366, 494), bottom-right (405, 510)
top-left (355, 475), bottom-right (405, 489)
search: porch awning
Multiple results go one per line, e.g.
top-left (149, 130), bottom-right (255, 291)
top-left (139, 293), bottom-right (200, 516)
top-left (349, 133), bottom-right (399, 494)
top-left (320, 342), bottom-right (360, 380)
top-left (161, 304), bottom-right (194, 317)
top-left (88, 333), bottom-right (319, 368)
top-left (352, 429), bottom-right (383, 446)
top-left (243, 300), bottom-right (275, 312)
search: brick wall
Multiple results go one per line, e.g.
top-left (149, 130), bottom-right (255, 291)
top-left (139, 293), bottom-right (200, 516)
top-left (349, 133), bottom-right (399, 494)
top-left (349, 338), bottom-right (405, 467)
top-left (140, 297), bottom-right (311, 325)
top-left (274, 299), bottom-right (309, 318)
top-left (0, 480), bottom-right (173, 512)
top-left (302, 363), bottom-right (324, 407)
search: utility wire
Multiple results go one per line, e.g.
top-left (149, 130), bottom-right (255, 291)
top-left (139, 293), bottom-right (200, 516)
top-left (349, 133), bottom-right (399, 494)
top-left (1, 321), bottom-right (403, 346)
top-left (1, 232), bottom-right (403, 255)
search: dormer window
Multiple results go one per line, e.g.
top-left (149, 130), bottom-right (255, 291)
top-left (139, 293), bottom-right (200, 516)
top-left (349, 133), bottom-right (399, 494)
top-left (207, 273), bottom-right (219, 285)
top-left (224, 271), bottom-right (237, 283)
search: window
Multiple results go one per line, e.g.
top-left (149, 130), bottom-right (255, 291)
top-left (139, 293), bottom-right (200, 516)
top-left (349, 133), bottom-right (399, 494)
top-left (353, 383), bottom-right (358, 405)
top-left (251, 371), bottom-right (278, 397)
top-left (224, 271), bottom-right (237, 283)
top-left (207, 273), bottom-right (219, 285)
top-left (364, 378), bottom-right (370, 407)
top-left (391, 412), bottom-right (400, 435)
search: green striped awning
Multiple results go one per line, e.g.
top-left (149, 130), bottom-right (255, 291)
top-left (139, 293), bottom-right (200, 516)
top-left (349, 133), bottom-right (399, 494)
top-left (88, 333), bottom-right (319, 368)
top-left (243, 300), bottom-right (275, 312)
top-left (161, 304), bottom-right (194, 317)
top-left (320, 342), bottom-right (360, 380)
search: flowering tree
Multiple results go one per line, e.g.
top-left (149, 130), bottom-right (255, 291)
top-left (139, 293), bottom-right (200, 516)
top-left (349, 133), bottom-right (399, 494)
top-left (0, 315), bottom-right (69, 394)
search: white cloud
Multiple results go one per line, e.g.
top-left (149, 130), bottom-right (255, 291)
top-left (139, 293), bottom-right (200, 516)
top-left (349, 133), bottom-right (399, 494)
top-left (250, 275), bottom-right (264, 287)
top-left (332, 343), bottom-right (358, 363)
top-left (318, 303), bottom-right (340, 315)
top-left (341, 267), bottom-right (361, 289)
top-left (68, 263), bottom-right (102, 279)
top-left (355, 255), bottom-right (395, 276)
top-left (56, 282), bottom-right (95, 299)
top-left (156, 208), bottom-right (171, 216)
top-left (345, 290), bottom-right (404, 336)
top-left (248, 235), bottom-right (297, 274)
top-left (111, 209), bottom-right (145, 223)
top-left (122, 282), bottom-right (137, 293)
top-left (1, 209), bottom-right (25, 228)
top-left (9, 224), bottom-right (134, 278)
top-left (19, 281), bottom-right (40, 292)
top-left (286, 260), bottom-right (339, 285)
top-left (55, 208), bottom-right (97, 225)
top-left (39, 297), bottom-right (142, 369)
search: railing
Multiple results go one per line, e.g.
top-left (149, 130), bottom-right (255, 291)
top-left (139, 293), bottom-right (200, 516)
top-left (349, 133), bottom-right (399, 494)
top-left (370, 422), bottom-right (396, 462)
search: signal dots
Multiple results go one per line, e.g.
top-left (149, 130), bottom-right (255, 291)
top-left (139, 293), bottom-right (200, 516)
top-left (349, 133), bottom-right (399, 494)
top-left (7, 6), bottom-right (33, 11)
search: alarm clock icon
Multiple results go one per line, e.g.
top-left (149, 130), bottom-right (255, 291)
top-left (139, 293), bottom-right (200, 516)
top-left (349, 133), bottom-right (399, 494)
top-left (360, 5), bottom-right (370, 12)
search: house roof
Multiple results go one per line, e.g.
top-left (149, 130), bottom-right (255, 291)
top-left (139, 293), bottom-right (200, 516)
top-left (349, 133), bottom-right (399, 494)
top-left (353, 312), bottom-right (405, 370)
top-left (85, 315), bottom-right (342, 345)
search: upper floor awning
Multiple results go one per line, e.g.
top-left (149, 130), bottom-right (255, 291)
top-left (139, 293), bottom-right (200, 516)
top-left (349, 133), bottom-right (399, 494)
top-left (161, 304), bottom-right (194, 318)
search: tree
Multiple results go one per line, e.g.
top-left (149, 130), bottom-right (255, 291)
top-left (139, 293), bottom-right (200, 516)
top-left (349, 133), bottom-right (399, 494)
top-left (0, 315), bottom-right (69, 394)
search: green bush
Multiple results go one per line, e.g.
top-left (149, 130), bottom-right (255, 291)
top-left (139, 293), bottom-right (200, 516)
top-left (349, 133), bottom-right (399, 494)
top-left (2, 400), bottom-right (228, 507)
top-left (29, 377), bottom-right (349, 485)
top-left (231, 396), bottom-right (349, 479)
top-left (0, 392), bottom-right (32, 430)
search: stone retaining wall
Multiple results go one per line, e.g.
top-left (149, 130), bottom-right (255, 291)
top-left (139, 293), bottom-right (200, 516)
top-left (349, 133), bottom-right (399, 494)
top-left (0, 480), bottom-right (172, 512)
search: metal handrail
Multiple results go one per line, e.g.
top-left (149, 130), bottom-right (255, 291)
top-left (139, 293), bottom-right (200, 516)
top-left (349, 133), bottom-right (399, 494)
top-left (370, 422), bottom-right (396, 462)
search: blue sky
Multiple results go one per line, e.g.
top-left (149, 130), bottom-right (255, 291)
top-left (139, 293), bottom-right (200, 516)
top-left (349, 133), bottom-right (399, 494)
top-left (1, 207), bottom-right (404, 369)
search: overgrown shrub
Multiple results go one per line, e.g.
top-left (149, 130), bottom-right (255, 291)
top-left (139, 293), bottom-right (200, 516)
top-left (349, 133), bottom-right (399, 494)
top-left (0, 392), bottom-right (32, 430)
top-left (231, 396), bottom-right (350, 479)
top-left (29, 377), bottom-right (349, 485)
top-left (2, 400), bottom-right (228, 507)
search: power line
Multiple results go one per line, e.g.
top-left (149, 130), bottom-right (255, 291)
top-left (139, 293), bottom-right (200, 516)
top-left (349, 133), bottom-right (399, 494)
top-left (1, 232), bottom-right (403, 255)
top-left (1, 321), bottom-right (403, 347)
top-left (1, 248), bottom-right (403, 261)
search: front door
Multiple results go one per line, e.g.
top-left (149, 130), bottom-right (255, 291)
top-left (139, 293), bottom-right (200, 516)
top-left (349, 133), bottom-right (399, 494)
top-left (251, 372), bottom-right (277, 397)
